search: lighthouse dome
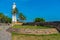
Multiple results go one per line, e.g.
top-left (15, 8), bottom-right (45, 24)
top-left (13, 2), bottom-right (16, 9)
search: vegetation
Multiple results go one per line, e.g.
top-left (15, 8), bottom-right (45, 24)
top-left (12, 7), bottom-right (26, 23)
top-left (12, 8), bottom-right (18, 14)
top-left (0, 13), bottom-right (12, 23)
top-left (12, 32), bottom-right (60, 40)
top-left (34, 18), bottom-right (45, 22)
top-left (11, 25), bottom-right (59, 40)
top-left (12, 25), bottom-right (52, 29)
top-left (18, 13), bottom-right (26, 22)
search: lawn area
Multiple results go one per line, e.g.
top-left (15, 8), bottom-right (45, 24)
top-left (12, 25), bottom-right (53, 29)
top-left (12, 25), bottom-right (59, 40)
top-left (12, 32), bottom-right (60, 40)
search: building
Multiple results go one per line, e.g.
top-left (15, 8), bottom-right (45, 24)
top-left (12, 2), bottom-right (17, 24)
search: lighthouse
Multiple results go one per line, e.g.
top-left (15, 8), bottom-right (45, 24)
top-left (12, 2), bottom-right (17, 24)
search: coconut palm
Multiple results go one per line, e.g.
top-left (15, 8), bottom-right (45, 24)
top-left (19, 13), bottom-right (26, 22)
top-left (4, 16), bottom-right (12, 23)
top-left (0, 13), bottom-right (4, 18)
top-left (0, 13), bottom-right (4, 23)
top-left (0, 13), bottom-right (12, 23)
top-left (12, 8), bottom-right (18, 14)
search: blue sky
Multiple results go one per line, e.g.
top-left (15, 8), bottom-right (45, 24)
top-left (0, 0), bottom-right (60, 22)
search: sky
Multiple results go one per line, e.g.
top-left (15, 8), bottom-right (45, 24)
top-left (0, 0), bottom-right (60, 22)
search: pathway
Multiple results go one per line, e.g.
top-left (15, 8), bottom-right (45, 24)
top-left (0, 24), bottom-right (11, 40)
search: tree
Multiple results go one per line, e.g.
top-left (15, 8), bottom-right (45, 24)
top-left (18, 13), bottom-right (26, 22)
top-left (34, 18), bottom-right (45, 22)
top-left (0, 13), bottom-right (5, 23)
top-left (4, 16), bottom-right (12, 23)
top-left (12, 8), bottom-right (18, 14)
top-left (0, 13), bottom-right (12, 23)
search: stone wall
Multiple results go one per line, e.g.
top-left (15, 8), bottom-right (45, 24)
top-left (7, 28), bottom-right (59, 35)
top-left (19, 28), bottom-right (58, 35)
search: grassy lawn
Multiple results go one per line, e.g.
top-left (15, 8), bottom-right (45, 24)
top-left (12, 25), bottom-right (53, 29)
top-left (12, 25), bottom-right (59, 40)
top-left (12, 32), bottom-right (60, 40)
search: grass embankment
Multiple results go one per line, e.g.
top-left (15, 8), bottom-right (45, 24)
top-left (12, 25), bottom-right (53, 29)
top-left (12, 25), bottom-right (59, 40)
top-left (12, 32), bottom-right (60, 40)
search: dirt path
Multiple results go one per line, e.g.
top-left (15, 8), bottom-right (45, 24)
top-left (0, 25), bottom-right (11, 40)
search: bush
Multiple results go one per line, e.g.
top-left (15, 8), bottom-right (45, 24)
top-left (34, 18), bottom-right (45, 22)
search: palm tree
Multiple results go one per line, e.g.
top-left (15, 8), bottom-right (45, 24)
top-left (0, 13), bottom-right (4, 18)
top-left (19, 13), bottom-right (26, 22)
top-left (0, 13), bottom-right (12, 23)
top-left (4, 16), bottom-right (9, 23)
top-left (4, 16), bottom-right (12, 23)
top-left (12, 8), bottom-right (18, 14)
top-left (0, 13), bottom-right (4, 23)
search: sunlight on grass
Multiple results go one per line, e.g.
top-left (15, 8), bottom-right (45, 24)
top-left (12, 33), bottom-right (60, 40)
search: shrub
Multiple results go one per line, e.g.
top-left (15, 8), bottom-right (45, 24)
top-left (34, 18), bottom-right (45, 22)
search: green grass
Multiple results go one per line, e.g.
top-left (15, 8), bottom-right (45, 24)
top-left (12, 25), bottom-right (52, 29)
top-left (12, 25), bottom-right (58, 40)
top-left (12, 32), bottom-right (60, 36)
top-left (12, 32), bottom-right (60, 40)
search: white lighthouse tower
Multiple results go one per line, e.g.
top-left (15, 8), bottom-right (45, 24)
top-left (12, 2), bottom-right (17, 24)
